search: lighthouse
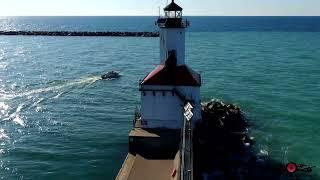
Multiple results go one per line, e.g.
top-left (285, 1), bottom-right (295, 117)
top-left (139, 0), bottom-right (202, 129)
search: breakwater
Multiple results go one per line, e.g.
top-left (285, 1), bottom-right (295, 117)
top-left (0, 31), bottom-right (159, 37)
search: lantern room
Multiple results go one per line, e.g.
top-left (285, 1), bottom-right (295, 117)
top-left (157, 0), bottom-right (189, 29)
top-left (164, 0), bottom-right (183, 19)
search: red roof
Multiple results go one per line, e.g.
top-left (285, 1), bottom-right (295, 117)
top-left (140, 65), bottom-right (201, 86)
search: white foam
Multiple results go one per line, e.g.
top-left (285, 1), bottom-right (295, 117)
top-left (3, 76), bottom-right (101, 100)
top-left (0, 62), bottom-right (8, 69)
top-left (6, 103), bottom-right (26, 127)
top-left (13, 115), bottom-right (25, 127)
top-left (0, 129), bottom-right (9, 140)
top-left (0, 149), bottom-right (5, 155)
top-left (0, 102), bottom-right (10, 118)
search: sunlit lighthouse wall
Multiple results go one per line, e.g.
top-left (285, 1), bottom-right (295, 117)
top-left (139, 0), bottom-right (202, 129)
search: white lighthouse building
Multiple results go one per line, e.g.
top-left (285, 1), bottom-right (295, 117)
top-left (139, 0), bottom-right (201, 129)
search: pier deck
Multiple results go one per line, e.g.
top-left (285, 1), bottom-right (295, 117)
top-left (116, 127), bottom-right (181, 180)
top-left (129, 128), bottom-right (160, 137)
top-left (117, 153), bottom-right (178, 180)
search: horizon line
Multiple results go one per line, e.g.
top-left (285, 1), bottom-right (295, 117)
top-left (1, 15), bottom-right (320, 17)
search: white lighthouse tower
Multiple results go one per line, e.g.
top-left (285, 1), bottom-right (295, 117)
top-left (139, 0), bottom-right (201, 129)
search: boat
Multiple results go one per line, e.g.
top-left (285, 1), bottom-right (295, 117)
top-left (101, 71), bottom-right (120, 79)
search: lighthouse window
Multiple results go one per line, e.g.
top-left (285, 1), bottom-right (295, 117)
top-left (162, 91), bottom-right (166, 96)
top-left (166, 11), bottom-right (177, 18)
top-left (172, 91), bottom-right (175, 96)
top-left (176, 11), bottom-right (182, 18)
top-left (153, 91), bottom-right (156, 96)
top-left (143, 91), bottom-right (146, 96)
top-left (171, 11), bottom-right (176, 18)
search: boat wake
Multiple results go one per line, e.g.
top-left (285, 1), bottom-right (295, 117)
top-left (1, 75), bottom-right (103, 127)
top-left (2, 75), bottom-right (102, 100)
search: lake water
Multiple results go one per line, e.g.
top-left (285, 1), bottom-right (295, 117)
top-left (0, 16), bottom-right (319, 179)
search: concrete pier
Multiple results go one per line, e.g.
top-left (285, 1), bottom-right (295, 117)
top-left (116, 128), bottom-right (181, 180)
top-left (128, 128), bottom-right (180, 158)
top-left (0, 31), bottom-right (159, 37)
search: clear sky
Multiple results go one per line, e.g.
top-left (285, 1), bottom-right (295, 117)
top-left (0, 0), bottom-right (319, 16)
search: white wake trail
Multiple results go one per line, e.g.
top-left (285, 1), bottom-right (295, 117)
top-left (3, 76), bottom-right (101, 100)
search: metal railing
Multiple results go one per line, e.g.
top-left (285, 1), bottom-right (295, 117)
top-left (180, 102), bottom-right (193, 180)
top-left (133, 107), bottom-right (141, 128)
top-left (156, 18), bottom-right (190, 28)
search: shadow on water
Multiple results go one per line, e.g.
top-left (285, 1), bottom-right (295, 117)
top-left (193, 100), bottom-right (319, 180)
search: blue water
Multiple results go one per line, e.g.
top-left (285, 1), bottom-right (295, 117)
top-left (1, 16), bottom-right (320, 32)
top-left (0, 17), bottom-right (320, 179)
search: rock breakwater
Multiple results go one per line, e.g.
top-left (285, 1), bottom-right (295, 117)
top-left (0, 31), bottom-right (159, 37)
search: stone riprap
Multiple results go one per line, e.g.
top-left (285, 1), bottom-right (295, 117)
top-left (0, 31), bottom-right (159, 37)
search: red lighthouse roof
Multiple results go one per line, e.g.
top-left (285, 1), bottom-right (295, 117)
top-left (140, 64), bottom-right (201, 87)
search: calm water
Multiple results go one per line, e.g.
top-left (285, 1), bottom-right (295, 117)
top-left (0, 17), bottom-right (320, 179)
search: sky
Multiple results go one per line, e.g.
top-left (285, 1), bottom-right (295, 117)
top-left (0, 0), bottom-right (319, 16)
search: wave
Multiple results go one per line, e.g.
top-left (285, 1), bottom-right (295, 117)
top-left (2, 103), bottom-right (26, 127)
top-left (1, 75), bottom-right (103, 127)
top-left (3, 75), bottom-right (102, 100)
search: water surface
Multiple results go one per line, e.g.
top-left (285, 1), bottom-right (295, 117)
top-left (0, 17), bottom-right (319, 179)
